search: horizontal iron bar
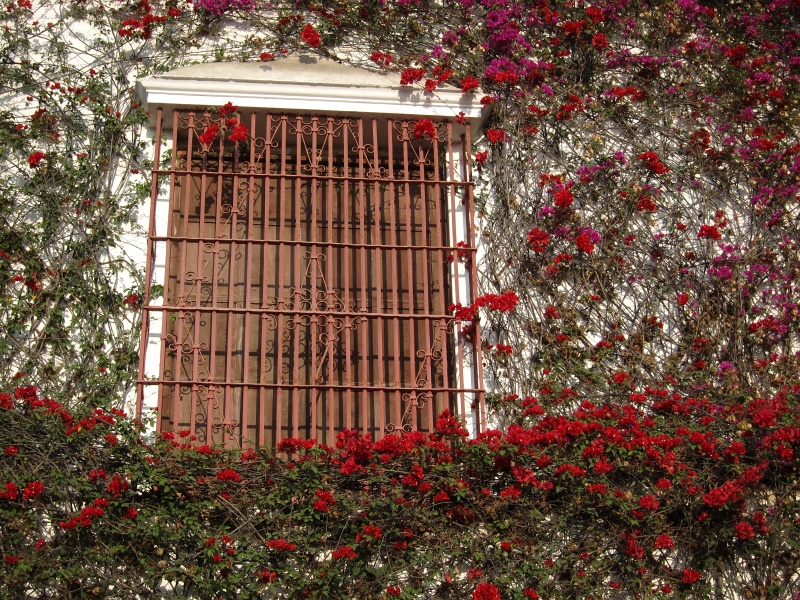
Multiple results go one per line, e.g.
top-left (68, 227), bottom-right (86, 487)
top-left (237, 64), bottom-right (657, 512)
top-left (144, 306), bottom-right (459, 318)
top-left (148, 236), bottom-right (476, 252)
top-left (153, 168), bottom-right (470, 186)
top-left (138, 379), bottom-right (481, 393)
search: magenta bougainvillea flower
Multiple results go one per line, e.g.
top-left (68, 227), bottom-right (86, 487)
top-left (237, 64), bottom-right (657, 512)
top-left (193, 0), bottom-right (256, 16)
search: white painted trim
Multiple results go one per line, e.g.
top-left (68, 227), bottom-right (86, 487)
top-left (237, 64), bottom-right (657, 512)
top-left (136, 58), bottom-right (489, 129)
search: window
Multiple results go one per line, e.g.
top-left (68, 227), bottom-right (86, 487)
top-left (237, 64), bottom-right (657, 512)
top-left (135, 59), bottom-right (484, 447)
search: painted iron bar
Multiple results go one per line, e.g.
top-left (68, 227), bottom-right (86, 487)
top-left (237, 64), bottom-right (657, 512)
top-left (149, 236), bottom-right (476, 255)
top-left (150, 169), bottom-right (471, 186)
top-left (139, 380), bottom-right (483, 392)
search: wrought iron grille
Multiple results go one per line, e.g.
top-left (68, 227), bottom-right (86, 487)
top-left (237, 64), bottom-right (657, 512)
top-left (137, 109), bottom-right (484, 448)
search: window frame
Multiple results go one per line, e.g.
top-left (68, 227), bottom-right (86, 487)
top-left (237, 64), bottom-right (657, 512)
top-left (135, 58), bottom-right (487, 447)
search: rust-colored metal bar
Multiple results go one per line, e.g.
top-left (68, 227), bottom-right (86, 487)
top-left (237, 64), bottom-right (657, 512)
top-left (240, 109), bottom-right (258, 445)
top-left (356, 117), bottom-right (370, 437)
top-left (386, 119), bottom-right (403, 434)
top-left (323, 117), bottom-right (336, 442)
top-left (290, 114), bottom-right (303, 440)
top-left (434, 124), bottom-right (453, 420)
top-left (257, 112), bottom-right (272, 448)
top-left (274, 114), bottom-right (288, 444)
top-left (342, 119), bottom-right (354, 432)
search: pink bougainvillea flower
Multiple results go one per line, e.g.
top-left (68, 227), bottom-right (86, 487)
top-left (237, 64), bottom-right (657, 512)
top-left (193, 0), bottom-right (255, 16)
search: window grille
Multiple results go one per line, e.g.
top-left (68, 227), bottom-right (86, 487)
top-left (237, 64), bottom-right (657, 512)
top-left (137, 108), bottom-right (484, 447)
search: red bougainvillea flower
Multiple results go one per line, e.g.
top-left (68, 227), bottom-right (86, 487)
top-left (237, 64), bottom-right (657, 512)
top-left (592, 32), bottom-right (609, 49)
top-left (523, 590), bottom-right (539, 599)
top-left (258, 569), bottom-right (278, 582)
top-left (216, 468), bottom-right (240, 482)
top-left (654, 534), bottom-right (675, 549)
top-left (3, 555), bottom-right (19, 565)
top-left (198, 124), bottom-right (219, 146)
top-left (228, 123), bottom-right (248, 142)
top-left (485, 129), bottom-right (505, 143)
top-left (239, 448), bottom-right (257, 461)
top-left (217, 101), bottom-right (238, 117)
top-left (28, 151), bottom-right (46, 168)
top-left (527, 227), bottom-right (550, 253)
top-left (475, 150), bottom-right (489, 165)
top-left (553, 188), bottom-right (574, 208)
top-left (300, 23), bottom-right (321, 48)
top-left (638, 494), bottom-right (660, 511)
top-left (400, 68), bottom-right (426, 85)
top-left (575, 233), bottom-right (595, 254)
top-left (733, 521), bottom-right (756, 540)
top-left (637, 150), bottom-right (670, 174)
top-left (413, 119), bottom-right (436, 139)
top-left (460, 75), bottom-right (481, 93)
top-left (677, 293), bottom-right (689, 305)
top-left (698, 224), bottom-right (722, 240)
top-left (276, 437), bottom-right (315, 453)
top-left (22, 480), bottom-right (44, 500)
top-left (369, 51), bottom-right (393, 67)
top-left (682, 569), bottom-right (701, 584)
top-left (267, 538), bottom-right (296, 552)
top-left (314, 488), bottom-right (335, 512)
top-left (636, 193), bottom-right (657, 211)
top-left (473, 583), bottom-right (501, 600)
top-left (331, 545), bottom-right (357, 560)
top-left (1, 482), bottom-right (19, 500)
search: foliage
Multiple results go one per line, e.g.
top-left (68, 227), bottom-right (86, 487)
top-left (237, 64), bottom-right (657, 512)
top-left (0, 0), bottom-right (799, 597)
top-left (1, 386), bottom-right (799, 598)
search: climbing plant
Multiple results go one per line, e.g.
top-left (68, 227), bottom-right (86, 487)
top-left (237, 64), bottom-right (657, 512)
top-left (1, 0), bottom-right (799, 597)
